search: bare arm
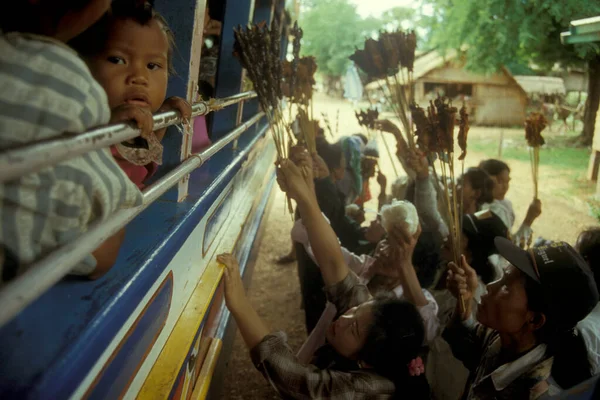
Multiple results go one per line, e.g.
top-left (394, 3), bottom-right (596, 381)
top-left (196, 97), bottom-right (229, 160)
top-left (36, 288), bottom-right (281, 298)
top-left (382, 226), bottom-right (428, 307)
top-left (219, 253), bottom-right (270, 349)
top-left (88, 228), bottom-right (126, 280)
top-left (290, 169), bottom-right (349, 286)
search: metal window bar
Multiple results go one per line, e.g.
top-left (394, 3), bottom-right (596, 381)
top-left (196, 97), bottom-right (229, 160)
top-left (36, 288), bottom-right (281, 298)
top-left (0, 111), bottom-right (266, 328)
top-left (0, 91), bottom-right (257, 183)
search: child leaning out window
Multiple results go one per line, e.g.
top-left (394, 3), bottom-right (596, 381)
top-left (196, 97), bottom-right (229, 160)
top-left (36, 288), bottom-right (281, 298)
top-left (71, 0), bottom-right (192, 189)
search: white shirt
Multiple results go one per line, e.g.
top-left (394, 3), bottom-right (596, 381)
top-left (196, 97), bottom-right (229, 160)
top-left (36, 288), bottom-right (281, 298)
top-left (577, 302), bottom-right (600, 375)
top-left (291, 217), bottom-right (440, 363)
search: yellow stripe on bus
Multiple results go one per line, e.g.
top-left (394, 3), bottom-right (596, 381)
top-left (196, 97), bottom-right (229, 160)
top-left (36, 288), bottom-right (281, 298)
top-left (136, 251), bottom-right (231, 399)
top-left (190, 338), bottom-right (223, 400)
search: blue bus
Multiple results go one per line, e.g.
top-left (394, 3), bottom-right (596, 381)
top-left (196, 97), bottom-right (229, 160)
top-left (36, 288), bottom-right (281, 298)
top-left (0, 0), bottom-right (292, 398)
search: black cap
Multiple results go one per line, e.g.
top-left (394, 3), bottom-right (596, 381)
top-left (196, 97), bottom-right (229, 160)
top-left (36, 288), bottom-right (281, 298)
top-left (462, 210), bottom-right (508, 258)
top-left (495, 237), bottom-right (599, 332)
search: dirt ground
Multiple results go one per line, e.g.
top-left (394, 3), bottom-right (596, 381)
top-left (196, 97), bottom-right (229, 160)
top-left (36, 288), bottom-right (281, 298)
top-left (222, 93), bottom-right (598, 399)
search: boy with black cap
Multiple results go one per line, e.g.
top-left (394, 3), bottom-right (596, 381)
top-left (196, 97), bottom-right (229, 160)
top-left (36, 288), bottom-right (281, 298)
top-left (445, 238), bottom-right (599, 399)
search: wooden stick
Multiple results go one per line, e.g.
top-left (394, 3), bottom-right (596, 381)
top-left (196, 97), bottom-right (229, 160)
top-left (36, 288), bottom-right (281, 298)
top-left (379, 130), bottom-right (399, 177)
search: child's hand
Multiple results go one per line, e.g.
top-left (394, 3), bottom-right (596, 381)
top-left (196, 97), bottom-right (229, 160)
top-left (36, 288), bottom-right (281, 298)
top-left (407, 149), bottom-right (429, 179)
top-left (380, 224), bottom-right (421, 277)
top-left (276, 159), bottom-right (310, 200)
top-left (159, 96), bottom-right (192, 121)
top-left (312, 153), bottom-right (330, 179)
top-left (111, 104), bottom-right (154, 139)
top-left (524, 198), bottom-right (542, 226)
top-left (446, 255), bottom-right (478, 302)
top-left (217, 253), bottom-right (247, 313)
top-left (155, 97), bottom-right (192, 142)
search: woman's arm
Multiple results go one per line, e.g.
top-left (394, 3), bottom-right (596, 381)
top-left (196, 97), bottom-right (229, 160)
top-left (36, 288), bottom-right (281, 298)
top-left (279, 159), bottom-right (349, 286)
top-left (218, 253), bottom-right (269, 349)
top-left (313, 177), bottom-right (364, 252)
top-left (219, 254), bottom-right (387, 399)
top-left (291, 217), bottom-right (369, 275)
top-left (409, 152), bottom-right (449, 242)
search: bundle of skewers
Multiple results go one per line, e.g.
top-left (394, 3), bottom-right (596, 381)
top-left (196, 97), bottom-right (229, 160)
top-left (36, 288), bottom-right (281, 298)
top-left (282, 22), bottom-right (319, 155)
top-left (355, 107), bottom-right (399, 178)
top-left (321, 110), bottom-right (339, 138)
top-left (234, 19), bottom-right (294, 212)
top-left (350, 30), bottom-right (417, 154)
top-left (411, 96), bottom-right (470, 311)
top-left (355, 108), bottom-right (380, 134)
top-left (525, 112), bottom-right (546, 199)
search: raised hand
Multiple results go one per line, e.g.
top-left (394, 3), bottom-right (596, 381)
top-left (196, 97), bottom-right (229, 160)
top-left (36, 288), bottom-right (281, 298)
top-left (446, 255), bottom-right (478, 302)
top-left (524, 198), bottom-right (542, 226)
top-left (276, 159), bottom-right (311, 201)
top-left (406, 149), bottom-right (429, 179)
top-left (312, 153), bottom-right (330, 179)
top-left (217, 253), bottom-right (246, 313)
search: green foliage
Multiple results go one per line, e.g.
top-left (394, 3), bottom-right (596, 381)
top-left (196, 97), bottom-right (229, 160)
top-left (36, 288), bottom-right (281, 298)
top-left (587, 199), bottom-right (600, 223)
top-left (426, 0), bottom-right (600, 73)
top-left (299, 1), bottom-right (433, 78)
top-left (299, 0), bottom-right (373, 77)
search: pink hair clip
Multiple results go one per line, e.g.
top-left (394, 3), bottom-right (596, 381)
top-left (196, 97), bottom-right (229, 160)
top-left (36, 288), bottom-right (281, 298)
top-left (408, 357), bottom-right (425, 377)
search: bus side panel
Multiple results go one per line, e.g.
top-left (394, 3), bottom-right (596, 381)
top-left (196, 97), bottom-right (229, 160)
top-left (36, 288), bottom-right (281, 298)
top-left (131, 135), bottom-right (276, 399)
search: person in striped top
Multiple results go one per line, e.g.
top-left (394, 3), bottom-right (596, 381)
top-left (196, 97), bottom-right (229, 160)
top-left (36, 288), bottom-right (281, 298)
top-left (0, 0), bottom-right (143, 284)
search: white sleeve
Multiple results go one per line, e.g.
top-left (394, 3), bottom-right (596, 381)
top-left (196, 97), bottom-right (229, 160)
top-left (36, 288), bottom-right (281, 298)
top-left (417, 289), bottom-right (441, 344)
top-left (290, 214), bottom-right (368, 274)
top-left (512, 223), bottom-right (533, 249)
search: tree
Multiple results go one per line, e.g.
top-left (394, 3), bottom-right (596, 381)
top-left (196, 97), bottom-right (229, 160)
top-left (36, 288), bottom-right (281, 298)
top-left (299, 0), bottom-right (378, 81)
top-left (426, 0), bottom-right (600, 145)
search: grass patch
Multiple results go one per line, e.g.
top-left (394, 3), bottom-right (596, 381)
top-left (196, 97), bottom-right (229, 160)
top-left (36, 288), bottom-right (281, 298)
top-left (469, 137), bottom-right (590, 170)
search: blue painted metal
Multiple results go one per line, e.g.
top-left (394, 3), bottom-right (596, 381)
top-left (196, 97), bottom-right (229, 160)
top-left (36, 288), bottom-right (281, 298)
top-left (212, 0), bottom-right (253, 140)
top-left (0, 120), bottom-right (270, 400)
top-left (86, 274), bottom-right (174, 400)
top-left (216, 175), bottom-right (275, 339)
top-left (242, 0), bottom-right (275, 121)
top-left (165, 171), bottom-right (274, 399)
top-left (147, 0), bottom-right (198, 188)
top-left (202, 187), bottom-right (234, 256)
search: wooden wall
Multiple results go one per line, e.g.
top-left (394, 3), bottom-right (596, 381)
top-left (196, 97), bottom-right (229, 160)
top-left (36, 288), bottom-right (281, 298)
top-left (413, 64), bottom-right (527, 127)
top-left (474, 84), bottom-right (526, 126)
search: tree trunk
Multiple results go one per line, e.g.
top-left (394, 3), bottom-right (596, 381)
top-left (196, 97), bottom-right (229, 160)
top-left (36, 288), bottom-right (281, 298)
top-left (580, 56), bottom-right (600, 146)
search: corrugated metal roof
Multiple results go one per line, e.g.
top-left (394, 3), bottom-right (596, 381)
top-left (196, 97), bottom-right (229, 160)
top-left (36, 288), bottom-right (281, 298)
top-left (513, 76), bottom-right (566, 95)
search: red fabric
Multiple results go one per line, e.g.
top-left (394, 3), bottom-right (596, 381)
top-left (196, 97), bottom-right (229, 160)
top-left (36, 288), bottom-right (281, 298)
top-left (192, 115), bottom-right (211, 153)
top-left (111, 146), bottom-right (157, 189)
top-left (355, 181), bottom-right (372, 206)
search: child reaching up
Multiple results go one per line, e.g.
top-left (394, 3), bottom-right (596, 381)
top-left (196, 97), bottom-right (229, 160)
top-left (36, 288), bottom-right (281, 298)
top-left (0, 0), bottom-right (143, 282)
top-left (71, 0), bottom-right (191, 189)
top-left (219, 158), bottom-right (430, 399)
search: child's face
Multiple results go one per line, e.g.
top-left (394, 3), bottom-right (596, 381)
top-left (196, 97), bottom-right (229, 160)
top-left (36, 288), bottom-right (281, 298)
top-left (492, 169), bottom-right (511, 200)
top-left (361, 157), bottom-right (377, 179)
top-left (88, 18), bottom-right (169, 112)
top-left (478, 266), bottom-right (536, 334)
top-left (457, 176), bottom-right (478, 206)
top-left (327, 301), bottom-right (375, 359)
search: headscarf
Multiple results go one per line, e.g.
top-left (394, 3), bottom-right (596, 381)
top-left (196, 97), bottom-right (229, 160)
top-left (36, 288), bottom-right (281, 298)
top-left (339, 136), bottom-right (365, 201)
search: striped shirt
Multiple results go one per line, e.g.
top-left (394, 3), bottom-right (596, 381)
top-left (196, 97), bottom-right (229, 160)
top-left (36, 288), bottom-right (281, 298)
top-left (0, 33), bottom-right (142, 282)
